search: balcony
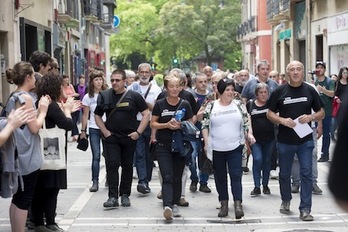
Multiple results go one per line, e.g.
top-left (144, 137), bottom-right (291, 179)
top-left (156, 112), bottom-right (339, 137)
top-left (83, 0), bottom-right (99, 22)
top-left (267, 0), bottom-right (290, 24)
top-left (100, 0), bottom-right (117, 31)
top-left (57, 0), bottom-right (79, 28)
top-left (236, 16), bottom-right (257, 41)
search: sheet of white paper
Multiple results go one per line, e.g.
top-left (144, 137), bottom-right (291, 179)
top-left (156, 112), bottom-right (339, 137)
top-left (293, 117), bottom-right (313, 138)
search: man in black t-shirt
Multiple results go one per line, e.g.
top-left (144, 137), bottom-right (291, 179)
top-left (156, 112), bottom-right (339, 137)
top-left (267, 61), bottom-right (324, 222)
top-left (95, 69), bottom-right (149, 209)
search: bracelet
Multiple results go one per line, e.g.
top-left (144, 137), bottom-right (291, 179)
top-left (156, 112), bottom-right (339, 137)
top-left (81, 129), bottom-right (86, 132)
top-left (136, 131), bottom-right (141, 136)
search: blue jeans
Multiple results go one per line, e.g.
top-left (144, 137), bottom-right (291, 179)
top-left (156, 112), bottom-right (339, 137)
top-left (320, 115), bottom-right (331, 158)
top-left (251, 140), bottom-right (275, 188)
top-left (89, 128), bottom-right (104, 181)
top-left (71, 111), bottom-right (80, 136)
top-left (291, 129), bottom-right (318, 185)
top-left (189, 140), bottom-right (209, 184)
top-left (213, 145), bottom-right (243, 202)
top-left (156, 142), bottom-right (185, 208)
top-left (134, 125), bottom-right (152, 184)
top-left (331, 117), bottom-right (337, 140)
top-left (278, 140), bottom-right (314, 212)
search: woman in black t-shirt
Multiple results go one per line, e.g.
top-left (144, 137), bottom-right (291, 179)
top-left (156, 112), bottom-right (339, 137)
top-left (247, 83), bottom-right (275, 196)
top-left (151, 74), bottom-right (193, 221)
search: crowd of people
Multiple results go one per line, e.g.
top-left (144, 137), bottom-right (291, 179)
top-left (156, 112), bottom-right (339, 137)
top-left (1, 53), bottom-right (347, 231)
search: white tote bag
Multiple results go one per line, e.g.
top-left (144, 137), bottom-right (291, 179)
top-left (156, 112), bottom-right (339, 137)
top-left (40, 122), bottom-right (66, 170)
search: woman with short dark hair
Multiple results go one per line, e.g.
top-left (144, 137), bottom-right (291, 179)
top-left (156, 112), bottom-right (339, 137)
top-left (201, 78), bottom-right (255, 219)
top-left (31, 71), bottom-right (74, 232)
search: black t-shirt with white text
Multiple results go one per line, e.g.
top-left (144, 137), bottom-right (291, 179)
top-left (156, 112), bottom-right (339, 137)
top-left (247, 100), bottom-right (274, 142)
top-left (268, 83), bottom-right (323, 145)
top-left (152, 98), bottom-right (193, 144)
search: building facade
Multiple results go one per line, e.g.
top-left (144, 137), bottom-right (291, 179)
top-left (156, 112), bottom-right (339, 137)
top-left (266, 0), bottom-right (348, 79)
top-left (0, 0), bottom-right (116, 103)
top-left (237, 0), bottom-right (272, 74)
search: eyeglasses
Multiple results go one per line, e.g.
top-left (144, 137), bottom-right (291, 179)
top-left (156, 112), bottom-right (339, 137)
top-left (343, 72), bottom-right (348, 74)
top-left (110, 78), bottom-right (123, 83)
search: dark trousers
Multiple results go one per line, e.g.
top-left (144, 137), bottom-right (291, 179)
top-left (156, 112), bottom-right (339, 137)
top-left (104, 135), bottom-right (137, 198)
top-left (31, 186), bottom-right (59, 226)
top-left (156, 142), bottom-right (185, 208)
top-left (213, 145), bottom-right (243, 202)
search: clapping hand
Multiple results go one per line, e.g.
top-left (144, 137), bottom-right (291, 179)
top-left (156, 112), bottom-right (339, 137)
top-left (7, 105), bottom-right (36, 129)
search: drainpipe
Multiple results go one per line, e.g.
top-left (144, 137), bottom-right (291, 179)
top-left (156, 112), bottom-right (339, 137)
top-left (306, 0), bottom-right (311, 82)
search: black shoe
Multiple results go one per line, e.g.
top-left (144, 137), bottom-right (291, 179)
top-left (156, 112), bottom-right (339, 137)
top-left (46, 224), bottom-right (66, 232)
top-left (318, 157), bottom-right (329, 162)
top-left (121, 194), bottom-right (131, 207)
top-left (137, 183), bottom-right (150, 194)
top-left (199, 184), bottom-right (211, 193)
top-left (89, 180), bottom-right (99, 192)
top-left (189, 180), bottom-right (198, 192)
top-left (263, 185), bottom-right (271, 194)
top-left (300, 210), bottom-right (314, 221)
top-left (279, 201), bottom-right (290, 214)
top-left (291, 184), bottom-right (300, 193)
top-left (250, 187), bottom-right (261, 196)
top-left (103, 197), bottom-right (119, 208)
top-left (243, 167), bottom-right (249, 173)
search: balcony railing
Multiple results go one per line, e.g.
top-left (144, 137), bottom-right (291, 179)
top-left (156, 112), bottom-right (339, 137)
top-left (83, 0), bottom-right (99, 22)
top-left (57, 0), bottom-right (79, 28)
top-left (237, 16), bottom-right (257, 40)
top-left (267, 0), bottom-right (290, 21)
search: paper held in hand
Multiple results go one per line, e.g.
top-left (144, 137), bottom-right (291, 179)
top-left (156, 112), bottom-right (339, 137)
top-left (293, 117), bottom-right (313, 138)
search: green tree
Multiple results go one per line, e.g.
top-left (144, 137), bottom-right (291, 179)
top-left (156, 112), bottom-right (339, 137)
top-left (109, 1), bottom-right (159, 69)
top-left (109, 0), bottom-right (241, 71)
top-left (158, 0), bottom-right (241, 67)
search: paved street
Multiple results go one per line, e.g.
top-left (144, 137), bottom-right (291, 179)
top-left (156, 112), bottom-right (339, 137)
top-left (0, 140), bottom-right (347, 232)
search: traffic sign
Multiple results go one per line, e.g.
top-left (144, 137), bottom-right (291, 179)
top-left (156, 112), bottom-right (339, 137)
top-left (113, 15), bottom-right (120, 28)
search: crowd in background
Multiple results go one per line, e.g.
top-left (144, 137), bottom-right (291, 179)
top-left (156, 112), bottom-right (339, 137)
top-left (1, 52), bottom-right (347, 231)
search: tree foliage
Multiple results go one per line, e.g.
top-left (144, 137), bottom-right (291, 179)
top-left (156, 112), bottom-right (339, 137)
top-left (110, 0), bottom-right (241, 71)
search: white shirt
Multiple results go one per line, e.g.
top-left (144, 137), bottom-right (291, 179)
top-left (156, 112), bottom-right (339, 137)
top-left (210, 101), bottom-right (243, 151)
top-left (82, 93), bottom-right (106, 129)
top-left (128, 81), bottom-right (162, 121)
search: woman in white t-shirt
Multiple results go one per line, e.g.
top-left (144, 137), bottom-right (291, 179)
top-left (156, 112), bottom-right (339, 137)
top-left (201, 78), bottom-right (255, 219)
top-left (81, 69), bottom-right (108, 192)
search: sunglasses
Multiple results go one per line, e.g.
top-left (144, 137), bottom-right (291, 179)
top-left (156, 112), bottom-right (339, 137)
top-left (110, 78), bottom-right (123, 83)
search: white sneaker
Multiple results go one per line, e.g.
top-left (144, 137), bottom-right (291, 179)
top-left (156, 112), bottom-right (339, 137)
top-left (163, 206), bottom-right (173, 220)
top-left (172, 204), bottom-right (181, 217)
top-left (133, 167), bottom-right (138, 179)
top-left (270, 167), bottom-right (279, 179)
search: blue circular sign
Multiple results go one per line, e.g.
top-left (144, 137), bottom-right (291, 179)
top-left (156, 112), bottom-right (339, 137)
top-left (113, 15), bottom-right (120, 28)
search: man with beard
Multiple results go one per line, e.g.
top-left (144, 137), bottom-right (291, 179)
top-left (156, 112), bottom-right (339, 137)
top-left (128, 63), bottom-right (162, 194)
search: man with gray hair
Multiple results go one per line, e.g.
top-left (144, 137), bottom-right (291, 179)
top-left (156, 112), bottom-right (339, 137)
top-left (128, 63), bottom-right (162, 194)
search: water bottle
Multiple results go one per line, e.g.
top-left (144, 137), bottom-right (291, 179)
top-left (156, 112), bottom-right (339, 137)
top-left (175, 108), bottom-right (186, 121)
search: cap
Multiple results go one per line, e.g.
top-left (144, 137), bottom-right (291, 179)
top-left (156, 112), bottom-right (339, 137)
top-left (316, 61), bottom-right (326, 69)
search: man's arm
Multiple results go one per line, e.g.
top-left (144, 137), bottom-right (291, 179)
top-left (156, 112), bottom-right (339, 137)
top-left (95, 115), bottom-right (111, 138)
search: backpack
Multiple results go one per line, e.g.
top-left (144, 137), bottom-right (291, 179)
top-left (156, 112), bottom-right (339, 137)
top-left (0, 92), bottom-right (25, 198)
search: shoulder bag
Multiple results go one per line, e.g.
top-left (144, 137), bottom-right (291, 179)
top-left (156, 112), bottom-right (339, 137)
top-left (40, 121), bottom-right (66, 170)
